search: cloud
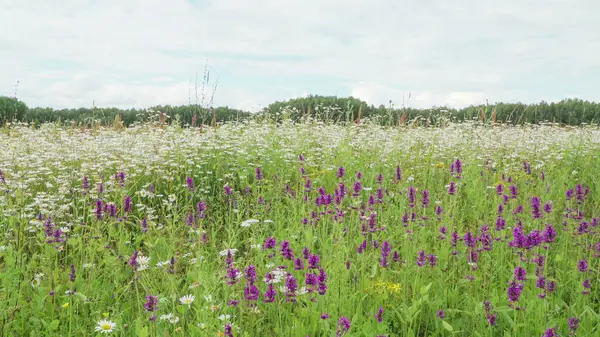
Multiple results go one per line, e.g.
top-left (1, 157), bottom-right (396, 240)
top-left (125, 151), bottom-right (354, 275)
top-left (1, 0), bottom-right (599, 111)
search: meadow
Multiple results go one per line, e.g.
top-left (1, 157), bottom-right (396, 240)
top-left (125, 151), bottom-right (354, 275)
top-left (0, 118), bottom-right (599, 336)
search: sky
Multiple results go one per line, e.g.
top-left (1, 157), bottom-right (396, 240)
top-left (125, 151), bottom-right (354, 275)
top-left (1, 0), bottom-right (599, 112)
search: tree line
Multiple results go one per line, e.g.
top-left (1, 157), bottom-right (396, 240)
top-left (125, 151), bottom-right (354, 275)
top-left (1, 95), bottom-right (599, 127)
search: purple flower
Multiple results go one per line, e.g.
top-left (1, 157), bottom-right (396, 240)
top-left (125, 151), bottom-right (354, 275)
top-left (82, 176), bottom-right (89, 190)
top-left (264, 284), bottom-right (276, 303)
top-left (428, 254), bottom-right (438, 267)
top-left (568, 317), bottom-right (580, 332)
top-left (186, 177), bottom-right (194, 190)
top-left (285, 274), bottom-right (298, 301)
top-left (448, 181), bottom-right (456, 195)
top-left (577, 260), bottom-right (588, 272)
top-left (416, 250), bottom-right (427, 267)
top-left (530, 196), bottom-right (542, 219)
top-left (95, 199), bottom-right (103, 220)
top-left (496, 184), bottom-right (504, 195)
top-left (408, 186), bottom-right (416, 207)
top-left (514, 266), bottom-right (527, 281)
top-left (421, 190), bottom-right (430, 208)
top-left (320, 313), bottom-right (329, 320)
top-left (536, 277), bottom-right (546, 289)
top-left (224, 185), bottom-right (232, 196)
top-left (308, 254), bottom-right (320, 269)
top-left (336, 316), bottom-right (351, 336)
top-left (123, 195), bottom-right (132, 213)
top-left (281, 240), bottom-right (294, 260)
top-left (374, 306), bottom-right (384, 322)
top-left (140, 218), bottom-right (148, 233)
top-left (507, 281), bottom-right (524, 302)
top-left (294, 258), bottom-right (305, 270)
top-left (395, 166), bottom-right (402, 182)
top-left (542, 328), bottom-right (558, 337)
top-left (509, 185), bottom-right (518, 199)
top-left (69, 264), bottom-right (76, 282)
top-left (352, 181), bottom-right (362, 197)
top-left (224, 324), bottom-right (233, 337)
top-left (436, 309), bottom-right (445, 319)
top-left (144, 294), bottom-right (158, 312)
top-left (542, 224), bottom-right (557, 243)
top-left (244, 284), bottom-right (260, 301)
top-left (337, 167), bottom-right (346, 178)
top-left (543, 202), bottom-right (552, 214)
top-left (255, 167), bottom-right (263, 180)
top-left (317, 268), bottom-right (328, 295)
top-left (245, 265), bottom-right (257, 284)
top-left (264, 236), bottom-right (276, 250)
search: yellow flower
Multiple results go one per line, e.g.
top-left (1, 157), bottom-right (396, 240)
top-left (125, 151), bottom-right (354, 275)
top-left (217, 332), bottom-right (225, 337)
top-left (61, 302), bottom-right (69, 309)
top-left (434, 163), bottom-right (445, 169)
top-left (103, 312), bottom-right (109, 318)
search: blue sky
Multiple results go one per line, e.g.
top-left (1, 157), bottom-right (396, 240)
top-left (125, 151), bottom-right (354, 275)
top-left (1, 0), bottom-right (599, 111)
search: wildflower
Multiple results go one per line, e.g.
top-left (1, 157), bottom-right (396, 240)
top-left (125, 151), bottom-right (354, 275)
top-left (320, 313), bottom-right (329, 319)
top-left (337, 166), bottom-right (345, 178)
top-left (577, 260), bottom-right (588, 272)
top-left (186, 177), bottom-right (194, 190)
top-left (62, 302), bottom-right (69, 309)
top-left (95, 320), bottom-right (116, 334)
top-left (542, 327), bottom-right (558, 337)
top-left (374, 306), bottom-right (384, 322)
top-left (179, 294), bottom-right (195, 305)
top-left (514, 266), bottom-right (527, 281)
top-left (395, 165), bottom-right (402, 181)
top-left (436, 309), bottom-right (445, 320)
top-left (336, 316), bottom-right (351, 336)
top-left (255, 167), bottom-right (263, 180)
top-left (448, 181), bottom-right (456, 195)
top-left (507, 281), bottom-right (524, 302)
top-left (568, 317), bottom-right (580, 332)
top-left (308, 254), bottom-right (320, 269)
top-left (144, 295), bottom-right (158, 312)
top-left (69, 264), bottom-right (76, 282)
top-left (224, 323), bottom-right (234, 337)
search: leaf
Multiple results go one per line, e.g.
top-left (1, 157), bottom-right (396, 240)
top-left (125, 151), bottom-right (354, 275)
top-left (420, 282), bottom-right (433, 295)
top-left (494, 306), bottom-right (513, 313)
top-left (442, 321), bottom-right (454, 332)
top-left (554, 254), bottom-right (563, 262)
top-left (135, 317), bottom-right (143, 336)
top-left (49, 320), bottom-right (59, 331)
top-left (74, 292), bottom-right (87, 302)
top-left (139, 326), bottom-right (149, 337)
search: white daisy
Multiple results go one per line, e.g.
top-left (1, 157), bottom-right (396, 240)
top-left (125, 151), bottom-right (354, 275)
top-left (94, 319), bottom-right (116, 334)
top-left (179, 294), bottom-right (195, 305)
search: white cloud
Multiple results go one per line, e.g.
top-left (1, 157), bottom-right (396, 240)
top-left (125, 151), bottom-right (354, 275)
top-left (1, 0), bottom-right (599, 110)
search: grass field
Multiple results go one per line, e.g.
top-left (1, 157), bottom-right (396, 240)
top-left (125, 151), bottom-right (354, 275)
top-left (1, 120), bottom-right (599, 336)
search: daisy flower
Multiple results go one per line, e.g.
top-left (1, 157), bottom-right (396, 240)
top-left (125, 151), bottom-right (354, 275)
top-left (94, 319), bottom-right (116, 334)
top-left (179, 294), bottom-right (195, 305)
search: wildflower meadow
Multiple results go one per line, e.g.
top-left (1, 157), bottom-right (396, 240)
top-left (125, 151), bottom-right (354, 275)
top-left (0, 118), bottom-right (599, 336)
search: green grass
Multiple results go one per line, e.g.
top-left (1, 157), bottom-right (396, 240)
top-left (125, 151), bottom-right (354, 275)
top-left (0, 120), bottom-right (599, 336)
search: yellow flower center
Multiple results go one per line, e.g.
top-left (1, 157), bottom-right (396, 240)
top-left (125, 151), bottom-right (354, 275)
top-left (101, 324), bottom-right (111, 330)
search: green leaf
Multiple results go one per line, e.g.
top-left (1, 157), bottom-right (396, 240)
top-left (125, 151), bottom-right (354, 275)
top-left (74, 292), bottom-right (87, 302)
top-left (139, 326), bottom-right (149, 337)
top-left (135, 317), bottom-right (143, 336)
top-left (49, 320), bottom-right (59, 331)
top-left (555, 254), bottom-right (563, 262)
top-left (494, 306), bottom-right (513, 313)
top-left (442, 321), bottom-right (453, 332)
top-left (420, 282), bottom-right (433, 295)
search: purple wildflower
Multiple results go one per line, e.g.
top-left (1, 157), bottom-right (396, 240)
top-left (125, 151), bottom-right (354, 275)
top-left (336, 316), bottom-right (351, 336)
top-left (374, 306), bottom-right (384, 322)
top-left (507, 281), bottom-right (524, 302)
top-left (144, 294), bottom-right (158, 312)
